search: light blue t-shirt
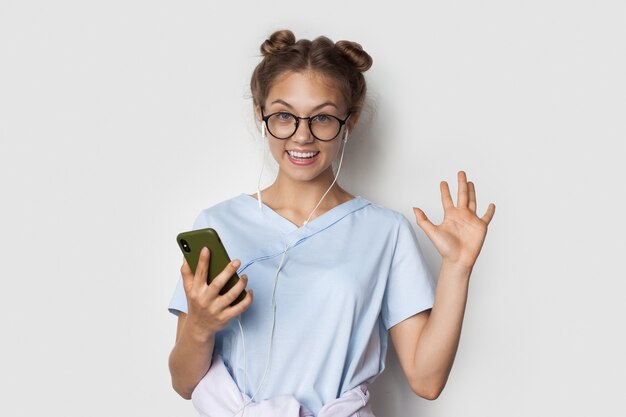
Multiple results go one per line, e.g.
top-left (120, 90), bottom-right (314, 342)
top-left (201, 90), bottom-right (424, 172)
top-left (168, 193), bottom-right (435, 414)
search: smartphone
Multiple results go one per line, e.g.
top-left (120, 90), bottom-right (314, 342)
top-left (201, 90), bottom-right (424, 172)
top-left (176, 227), bottom-right (246, 306)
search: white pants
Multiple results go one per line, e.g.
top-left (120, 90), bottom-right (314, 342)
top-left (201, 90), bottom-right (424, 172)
top-left (191, 355), bottom-right (376, 417)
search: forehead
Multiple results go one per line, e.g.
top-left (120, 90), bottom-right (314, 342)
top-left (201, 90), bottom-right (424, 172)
top-left (265, 71), bottom-right (346, 111)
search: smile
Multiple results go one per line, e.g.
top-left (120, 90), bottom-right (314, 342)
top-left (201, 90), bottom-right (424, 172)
top-left (286, 150), bottom-right (320, 159)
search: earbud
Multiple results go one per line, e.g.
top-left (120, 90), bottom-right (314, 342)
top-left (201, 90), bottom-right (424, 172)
top-left (258, 122), bottom-right (267, 209)
top-left (343, 128), bottom-right (350, 143)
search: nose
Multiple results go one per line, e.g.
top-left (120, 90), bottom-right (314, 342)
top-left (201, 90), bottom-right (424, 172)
top-left (290, 119), bottom-right (315, 144)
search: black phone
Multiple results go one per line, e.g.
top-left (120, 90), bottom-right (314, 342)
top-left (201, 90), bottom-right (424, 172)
top-left (176, 227), bottom-right (246, 306)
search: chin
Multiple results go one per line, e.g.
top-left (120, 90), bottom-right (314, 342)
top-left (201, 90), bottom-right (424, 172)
top-left (283, 170), bottom-right (326, 183)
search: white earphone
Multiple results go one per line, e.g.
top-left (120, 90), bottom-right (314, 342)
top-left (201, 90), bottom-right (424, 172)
top-left (237, 118), bottom-right (350, 417)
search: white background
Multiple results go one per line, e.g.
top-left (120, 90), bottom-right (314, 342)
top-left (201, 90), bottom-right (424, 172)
top-left (1, 1), bottom-right (625, 416)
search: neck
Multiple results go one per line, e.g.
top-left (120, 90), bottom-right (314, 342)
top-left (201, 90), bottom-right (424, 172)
top-left (261, 167), bottom-right (352, 216)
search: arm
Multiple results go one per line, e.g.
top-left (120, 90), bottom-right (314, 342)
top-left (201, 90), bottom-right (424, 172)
top-left (169, 312), bottom-right (216, 399)
top-left (168, 248), bottom-right (254, 399)
top-left (391, 171), bottom-right (495, 399)
top-left (390, 261), bottom-right (471, 400)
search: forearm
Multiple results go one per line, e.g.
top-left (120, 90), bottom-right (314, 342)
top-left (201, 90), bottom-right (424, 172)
top-left (168, 317), bottom-right (216, 399)
top-left (412, 261), bottom-right (472, 396)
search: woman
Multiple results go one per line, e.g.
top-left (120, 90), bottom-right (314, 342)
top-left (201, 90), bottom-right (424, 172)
top-left (168, 29), bottom-right (495, 417)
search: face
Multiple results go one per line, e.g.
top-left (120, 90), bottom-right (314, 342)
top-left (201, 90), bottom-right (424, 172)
top-left (258, 71), bottom-right (356, 184)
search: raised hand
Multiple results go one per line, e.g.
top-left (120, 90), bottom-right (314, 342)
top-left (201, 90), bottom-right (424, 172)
top-left (413, 171), bottom-right (495, 269)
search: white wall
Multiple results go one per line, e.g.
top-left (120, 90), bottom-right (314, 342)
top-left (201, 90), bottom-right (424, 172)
top-left (1, 1), bottom-right (624, 416)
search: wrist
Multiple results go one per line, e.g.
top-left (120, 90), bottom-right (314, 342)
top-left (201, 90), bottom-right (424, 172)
top-left (182, 316), bottom-right (216, 344)
top-left (440, 259), bottom-right (473, 279)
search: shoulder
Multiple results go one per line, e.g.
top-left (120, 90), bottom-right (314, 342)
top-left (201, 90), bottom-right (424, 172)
top-left (358, 197), bottom-right (413, 230)
top-left (192, 194), bottom-right (251, 229)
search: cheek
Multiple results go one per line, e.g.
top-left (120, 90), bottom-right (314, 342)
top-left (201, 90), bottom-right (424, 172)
top-left (267, 141), bottom-right (285, 161)
top-left (322, 143), bottom-right (342, 159)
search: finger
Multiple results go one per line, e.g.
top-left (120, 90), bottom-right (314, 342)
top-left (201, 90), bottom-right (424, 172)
top-left (193, 247), bottom-right (211, 288)
top-left (457, 171), bottom-right (469, 208)
top-left (217, 274), bottom-right (249, 308)
top-left (440, 181), bottom-right (454, 210)
top-left (223, 289), bottom-right (254, 318)
top-left (481, 203), bottom-right (496, 225)
top-left (180, 257), bottom-right (194, 294)
top-left (468, 181), bottom-right (476, 212)
top-left (413, 207), bottom-right (438, 238)
top-left (207, 259), bottom-right (241, 297)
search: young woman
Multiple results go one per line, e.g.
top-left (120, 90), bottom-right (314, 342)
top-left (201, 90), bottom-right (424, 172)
top-left (168, 29), bottom-right (496, 417)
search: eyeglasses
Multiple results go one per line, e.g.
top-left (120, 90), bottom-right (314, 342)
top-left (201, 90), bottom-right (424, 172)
top-left (261, 109), bottom-right (351, 142)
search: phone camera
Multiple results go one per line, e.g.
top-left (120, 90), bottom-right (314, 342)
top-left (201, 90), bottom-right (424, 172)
top-left (180, 239), bottom-right (191, 253)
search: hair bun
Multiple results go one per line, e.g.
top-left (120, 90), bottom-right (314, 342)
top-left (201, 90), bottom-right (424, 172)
top-left (260, 29), bottom-right (296, 56)
top-left (335, 40), bottom-right (373, 72)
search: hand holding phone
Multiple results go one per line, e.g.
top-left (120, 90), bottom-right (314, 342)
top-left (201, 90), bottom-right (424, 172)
top-left (177, 228), bottom-right (253, 334)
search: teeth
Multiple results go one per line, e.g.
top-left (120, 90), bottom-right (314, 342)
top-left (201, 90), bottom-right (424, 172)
top-left (287, 150), bottom-right (319, 159)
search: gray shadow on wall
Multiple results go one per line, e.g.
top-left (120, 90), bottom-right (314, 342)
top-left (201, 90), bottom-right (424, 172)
top-left (336, 94), bottom-right (389, 199)
top-left (369, 343), bottom-right (427, 417)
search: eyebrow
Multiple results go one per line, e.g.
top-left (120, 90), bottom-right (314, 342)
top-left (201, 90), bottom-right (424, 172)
top-left (268, 99), bottom-right (339, 112)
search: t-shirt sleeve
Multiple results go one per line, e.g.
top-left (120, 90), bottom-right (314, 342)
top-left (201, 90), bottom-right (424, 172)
top-left (168, 276), bottom-right (187, 316)
top-left (167, 210), bottom-right (207, 317)
top-left (381, 214), bottom-right (436, 330)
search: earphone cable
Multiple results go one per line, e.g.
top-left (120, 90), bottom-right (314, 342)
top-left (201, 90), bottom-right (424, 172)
top-left (231, 126), bottom-right (349, 416)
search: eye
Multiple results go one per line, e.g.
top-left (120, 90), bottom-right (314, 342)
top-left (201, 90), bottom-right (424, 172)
top-left (312, 114), bottom-right (333, 124)
top-left (275, 112), bottom-right (294, 122)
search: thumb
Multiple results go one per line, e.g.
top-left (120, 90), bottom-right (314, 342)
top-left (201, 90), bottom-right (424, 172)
top-left (180, 257), bottom-right (194, 294)
top-left (412, 207), bottom-right (437, 237)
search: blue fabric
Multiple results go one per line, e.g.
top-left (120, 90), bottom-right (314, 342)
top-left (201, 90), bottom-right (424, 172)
top-left (168, 193), bottom-right (435, 415)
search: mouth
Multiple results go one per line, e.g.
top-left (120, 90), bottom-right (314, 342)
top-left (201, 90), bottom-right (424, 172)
top-left (285, 150), bottom-right (320, 166)
top-left (286, 150), bottom-right (320, 159)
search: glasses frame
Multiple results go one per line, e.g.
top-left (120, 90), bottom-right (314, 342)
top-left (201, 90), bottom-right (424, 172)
top-left (261, 109), bottom-right (351, 142)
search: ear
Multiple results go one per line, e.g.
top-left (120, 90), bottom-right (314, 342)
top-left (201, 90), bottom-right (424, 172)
top-left (347, 112), bottom-right (360, 133)
top-left (254, 105), bottom-right (263, 125)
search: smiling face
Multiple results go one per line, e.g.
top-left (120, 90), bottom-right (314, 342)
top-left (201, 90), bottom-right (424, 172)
top-left (258, 70), bottom-right (354, 185)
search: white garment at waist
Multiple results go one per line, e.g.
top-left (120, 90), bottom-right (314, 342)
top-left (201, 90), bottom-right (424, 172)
top-left (191, 355), bottom-right (375, 417)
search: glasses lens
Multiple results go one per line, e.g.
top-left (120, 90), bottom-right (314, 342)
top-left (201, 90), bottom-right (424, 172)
top-left (310, 114), bottom-right (342, 141)
top-left (267, 113), bottom-right (297, 139)
top-left (266, 112), bottom-right (343, 140)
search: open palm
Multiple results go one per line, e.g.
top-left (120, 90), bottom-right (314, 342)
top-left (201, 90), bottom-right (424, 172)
top-left (413, 171), bottom-right (495, 269)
